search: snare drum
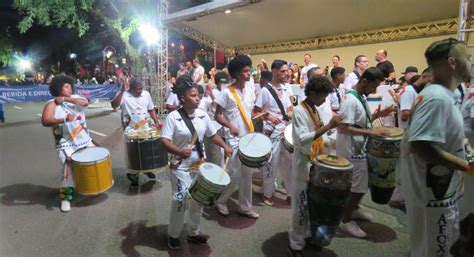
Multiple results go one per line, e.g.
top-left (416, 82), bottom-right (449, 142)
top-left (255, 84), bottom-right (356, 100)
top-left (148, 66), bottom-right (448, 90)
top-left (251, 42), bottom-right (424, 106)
top-left (367, 126), bottom-right (403, 204)
top-left (71, 147), bottom-right (113, 195)
top-left (238, 133), bottom-right (272, 168)
top-left (283, 125), bottom-right (293, 153)
top-left (188, 162), bottom-right (231, 207)
top-left (125, 130), bottom-right (168, 173)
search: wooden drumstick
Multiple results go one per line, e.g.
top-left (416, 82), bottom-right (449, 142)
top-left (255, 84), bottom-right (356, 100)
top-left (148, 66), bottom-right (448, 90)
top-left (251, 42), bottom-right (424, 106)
top-left (252, 111), bottom-right (268, 120)
top-left (219, 157), bottom-right (230, 182)
top-left (190, 132), bottom-right (198, 146)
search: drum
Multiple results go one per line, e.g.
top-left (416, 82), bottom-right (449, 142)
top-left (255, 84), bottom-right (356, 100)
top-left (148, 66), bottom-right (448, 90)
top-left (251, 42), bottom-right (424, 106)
top-left (125, 130), bottom-right (168, 173)
top-left (71, 147), bottom-right (113, 195)
top-left (188, 162), bottom-right (231, 207)
top-left (238, 133), bottom-right (272, 168)
top-left (307, 155), bottom-right (352, 247)
top-left (283, 125), bottom-right (293, 153)
top-left (367, 126), bottom-right (403, 204)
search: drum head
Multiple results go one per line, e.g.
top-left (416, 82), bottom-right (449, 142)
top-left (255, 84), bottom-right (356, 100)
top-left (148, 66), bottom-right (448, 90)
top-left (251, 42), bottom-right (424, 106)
top-left (284, 125), bottom-right (293, 145)
top-left (382, 126), bottom-right (403, 138)
top-left (71, 147), bottom-right (110, 162)
top-left (238, 133), bottom-right (272, 158)
top-left (316, 154), bottom-right (351, 168)
top-left (199, 162), bottom-right (230, 186)
top-left (125, 130), bottom-right (159, 139)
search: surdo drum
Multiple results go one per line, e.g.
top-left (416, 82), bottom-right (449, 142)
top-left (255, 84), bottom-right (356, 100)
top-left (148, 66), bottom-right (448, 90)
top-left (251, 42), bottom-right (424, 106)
top-left (124, 130), bottom-right (168, 173)
top-left (188, 162), bottom-right (231, 207)
top-left (367, 126), bottom-right (403, 204)
top-left (238, 133), bottom-right (272, 168)
top-left (283, 124), bottom-right (294, 153)
top-left (307, 154), bottom-right (353, 246)
top-left (71, 147), bottom-right (113, 195)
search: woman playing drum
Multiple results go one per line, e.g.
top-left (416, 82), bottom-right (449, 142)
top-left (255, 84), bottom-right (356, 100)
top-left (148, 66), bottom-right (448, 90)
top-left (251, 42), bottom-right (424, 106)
top-left (160, 75), bottom-right (232, 250)
top-left (41, 75), bottom-right (95, 213)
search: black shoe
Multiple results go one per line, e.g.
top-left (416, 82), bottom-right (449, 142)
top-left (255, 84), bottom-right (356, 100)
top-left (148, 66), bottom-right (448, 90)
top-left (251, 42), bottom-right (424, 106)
top-left (187, 232), bottom-right (209, 244)
top-left (127, 174), bottom-right (139, 188)
top-left (168, 236), bottom-right (181, 250)
top-left (287, 246), bottom-right (304, 257)
top-left (145, 172), bottom-right (156, 180)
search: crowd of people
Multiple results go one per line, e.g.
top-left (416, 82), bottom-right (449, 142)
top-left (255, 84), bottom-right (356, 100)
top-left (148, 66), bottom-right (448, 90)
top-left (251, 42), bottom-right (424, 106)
top-left (41, 38), bottom-right (474, 257)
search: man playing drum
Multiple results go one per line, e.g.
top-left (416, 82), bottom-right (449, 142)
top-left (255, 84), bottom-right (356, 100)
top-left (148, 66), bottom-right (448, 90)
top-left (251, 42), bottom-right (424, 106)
top-left (161, 75), bottom-right (232, 250)
top-left (288, 76), bottom-right (342, 257)
top-left (111, 76), bottom-right (162, 187)
top-left (399, 38), bottom-right (472, 257)
top-left (253, 60), bottom-right (293, 206)
top-left (213, 55), bottom-right (260, 219)
top-left (336, 67), bottom-right (392, 238)
top-left (41, 75), bottom-right (95, 212)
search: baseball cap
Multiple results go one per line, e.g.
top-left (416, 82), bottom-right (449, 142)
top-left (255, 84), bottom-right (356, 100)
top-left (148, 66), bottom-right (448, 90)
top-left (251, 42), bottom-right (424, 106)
top-left (402, 66), bottom-right (418, 74)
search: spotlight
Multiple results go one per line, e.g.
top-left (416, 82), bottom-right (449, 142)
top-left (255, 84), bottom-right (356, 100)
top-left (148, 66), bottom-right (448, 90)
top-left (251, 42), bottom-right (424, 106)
top-left (139, 23), bottom-right (160, 45)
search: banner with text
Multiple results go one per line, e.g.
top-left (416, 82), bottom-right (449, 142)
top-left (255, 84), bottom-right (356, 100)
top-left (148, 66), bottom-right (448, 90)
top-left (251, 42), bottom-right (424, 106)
top-left (0, 84), bottom-right (120, 104)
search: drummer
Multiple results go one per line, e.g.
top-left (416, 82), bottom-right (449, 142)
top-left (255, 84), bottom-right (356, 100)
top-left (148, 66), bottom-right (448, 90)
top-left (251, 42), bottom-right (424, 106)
top-left (160, 75), bottom-right (232, 250)
top-left (336, 67), bottom-right (392, 238)
top-left (41, 75), bottom-right (95, 212)
top-left (253, 60), bottom-right (293, 206)
top-left (288, 76), bottom-right (342, 256)
top-left (110, 76), bottom-right (162, 187)
top-left (213, 55), bottom-right (260, 219)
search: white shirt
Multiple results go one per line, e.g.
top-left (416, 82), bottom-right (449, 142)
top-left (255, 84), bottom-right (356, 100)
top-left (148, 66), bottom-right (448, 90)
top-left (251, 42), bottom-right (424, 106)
top-left (292, 104), bottom-right (318, 181)
top-left (400, 84), bottom-right (464, 207)
top-left (193, 65), bottom-right (205, 84)
top-left (245, 77), bottom-right (257, 102)
top-left (166, 92), bottom-right (180, 107)
top-left (198, 95), bottom-right (213, 114)
top-left (161, 108), bottom-right (217, 170)
top-left (336, 92), bottom-right (371, 159)
top-left (398, 85), bottom-right (418, 130)
top-left (329, 86), bottom-right (343, 112)
top-left (283, 83), bottom-right (294, 97)
top-left (301, 63), bottom-right (318, 85)
top-left (120, 90), bottom-right (154, 118)
top-left (342, 71), bottom-right (360, 93)
top-left (255, 84), bottom-right (292, 134)
top-left (215, 86), bottom-right (254, 139)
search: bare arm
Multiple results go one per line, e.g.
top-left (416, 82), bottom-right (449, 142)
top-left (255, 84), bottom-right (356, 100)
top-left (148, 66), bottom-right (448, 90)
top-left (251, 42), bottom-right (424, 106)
top-left (111, 91), bottom-right (124, 109)
top-left (161, 138), bottom-right (191, 159)
top-left (215, 104), bottom-right (239, 136)
top-left (210, 134), bottom-right (233, 157)
top-left (41, 101), bottom-right (73, 127)
top-left (411, 141), bottom-right (469, 172)
top-left (400, 110), bottom-right (411, 121)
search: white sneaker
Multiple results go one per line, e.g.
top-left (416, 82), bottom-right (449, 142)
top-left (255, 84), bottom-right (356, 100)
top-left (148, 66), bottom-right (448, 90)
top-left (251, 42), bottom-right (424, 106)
top-left (352, 209), bottom-right (373, 221)
top-left (215, 203), bottom-right (229, 216)
top-left (339, 221), bottom-right (367, 238)
top-left (238, 209), bottom-right (259, 219)
top-left (60, 200), bottom-right (71, 212)
top-left (252, 186), bottom-right (263, 195)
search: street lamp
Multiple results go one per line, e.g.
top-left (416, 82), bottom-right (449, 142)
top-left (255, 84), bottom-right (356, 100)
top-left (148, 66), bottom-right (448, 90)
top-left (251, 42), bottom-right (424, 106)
top-left (18, 59), bottom-right (32, 70)
top-left (139, 23), bottom-right (160, 45)
top-left (69, 53), bottom-right (77, 59)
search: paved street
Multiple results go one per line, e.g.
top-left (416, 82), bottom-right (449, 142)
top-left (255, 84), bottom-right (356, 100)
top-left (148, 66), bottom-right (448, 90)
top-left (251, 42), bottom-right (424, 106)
top-left (0, 102), bottom-right (409, 257)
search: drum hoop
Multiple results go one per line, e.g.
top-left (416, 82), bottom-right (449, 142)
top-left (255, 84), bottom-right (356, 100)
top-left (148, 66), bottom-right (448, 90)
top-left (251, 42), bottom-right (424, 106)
top-left (72, 154), bottom-right (111, 165)
top-left (238, 133), bottom-right (272, 157)
top-left (313, 161), bottom-right (353, 171)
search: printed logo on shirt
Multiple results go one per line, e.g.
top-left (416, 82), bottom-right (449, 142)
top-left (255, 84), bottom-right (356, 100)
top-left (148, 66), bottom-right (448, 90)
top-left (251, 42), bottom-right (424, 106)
top-left (435, 214), bottom-right (449, 256)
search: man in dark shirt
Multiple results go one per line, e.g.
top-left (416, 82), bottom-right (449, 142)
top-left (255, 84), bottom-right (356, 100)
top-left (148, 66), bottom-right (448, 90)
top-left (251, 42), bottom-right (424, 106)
top-left (375, 49), bottom-right (396, 81)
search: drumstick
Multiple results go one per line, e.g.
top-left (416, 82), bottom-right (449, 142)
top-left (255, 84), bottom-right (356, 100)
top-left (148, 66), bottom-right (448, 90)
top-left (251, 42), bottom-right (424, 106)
top-left (252, 111), bottom-right (268, 120)
top-left (190, 132), bottom-right (198, 146)
top-left (219, 157), bottom-right (230, 182)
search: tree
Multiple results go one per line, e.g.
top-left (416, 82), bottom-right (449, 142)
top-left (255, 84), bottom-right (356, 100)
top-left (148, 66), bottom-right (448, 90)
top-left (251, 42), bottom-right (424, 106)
top-left (0, 38), bottom-right (17, 67)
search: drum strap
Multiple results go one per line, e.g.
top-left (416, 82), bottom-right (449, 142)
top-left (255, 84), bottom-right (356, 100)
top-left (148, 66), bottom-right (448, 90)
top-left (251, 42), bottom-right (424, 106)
top-left (177, 108), bottom-right (204, 158)
top-left (264, 83), bottom-right (289, 121)
top-left (228, 86), bottom-right (254, 132)
top-left (347, 90), bottom-right (372, 126)
top-left (301, 101), bottom-right (324, 160)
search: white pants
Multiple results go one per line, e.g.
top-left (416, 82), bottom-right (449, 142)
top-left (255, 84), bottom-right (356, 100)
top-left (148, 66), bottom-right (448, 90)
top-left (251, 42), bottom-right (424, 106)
top-left (289, 178), bottom-right (311, 250)
top-left (349, 156), bottom-right (369, 194)
top-left (168, 169), bottom-right (203, 238)
top-left (261, 136), bottom-right (289, 198)
top-left (279, 146), bottom-right (294, 197)
top-left (405, 199), bottom-right (460, 257)
top-left (57, 141), bottom-right (95, 188)
top-left (216, 145), bottom-right (253, 212)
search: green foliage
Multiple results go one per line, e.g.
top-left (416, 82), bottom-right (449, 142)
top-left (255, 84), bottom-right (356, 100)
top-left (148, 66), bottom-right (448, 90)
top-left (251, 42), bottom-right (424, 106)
top-left (13, 0), bottom-right (94, 37)
top-left (0, 39), bottom-right (17, 67)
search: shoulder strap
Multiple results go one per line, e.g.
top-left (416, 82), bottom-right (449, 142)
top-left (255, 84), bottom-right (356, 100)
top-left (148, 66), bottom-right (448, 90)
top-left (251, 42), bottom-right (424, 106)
top-left (346, 90), bottom-right (372, 125)
top-left (457, 84), bottom-right (465, 104)
top-left (228, 86), bottom-right (255, 132)
top-left (177, 108), bottom-right (204, 158)
top-left (352, 70), bottom-right (361, 80)
top-left (264, 84), bottom-right (289, 121)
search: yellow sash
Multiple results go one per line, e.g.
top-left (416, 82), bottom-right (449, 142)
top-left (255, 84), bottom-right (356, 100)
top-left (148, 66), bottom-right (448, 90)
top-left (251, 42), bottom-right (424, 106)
top-left (301, 101), bottom-right (324, 160)
top-left (229, 86), bottom-right (254, 132)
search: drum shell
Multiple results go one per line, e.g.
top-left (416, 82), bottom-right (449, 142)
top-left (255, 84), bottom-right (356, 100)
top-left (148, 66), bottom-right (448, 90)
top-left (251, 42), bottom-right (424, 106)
top-left (188, 171), bottom-right (230, 207)
top-left (71, 148), bottom-right (113, 195)
top-left (125, 135), bottom-right (168, 172)
top-left (307, 161), bottom-right (352, 227)
top-left (237, 133), bottom-right (272, 168)
top-left (367, 135), bottom-right (401, 204)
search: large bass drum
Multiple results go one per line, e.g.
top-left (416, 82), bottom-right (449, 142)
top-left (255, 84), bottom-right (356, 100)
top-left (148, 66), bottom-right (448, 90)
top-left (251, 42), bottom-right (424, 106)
top-left (367, 126), bottom-right (403, 204)
top-left (307, 154), bottom-right (353, 247)
top-left (125, 130), bottom-right (168, 174)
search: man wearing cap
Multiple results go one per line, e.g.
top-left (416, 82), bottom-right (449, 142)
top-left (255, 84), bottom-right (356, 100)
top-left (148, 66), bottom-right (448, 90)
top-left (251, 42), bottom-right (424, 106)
top-left (402, 66), bottom-right (418, 83)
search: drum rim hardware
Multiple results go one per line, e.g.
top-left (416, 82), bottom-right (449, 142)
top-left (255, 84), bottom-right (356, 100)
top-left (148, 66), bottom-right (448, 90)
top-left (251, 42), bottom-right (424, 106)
top-left (71, 147), bottom-right (111, 165)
